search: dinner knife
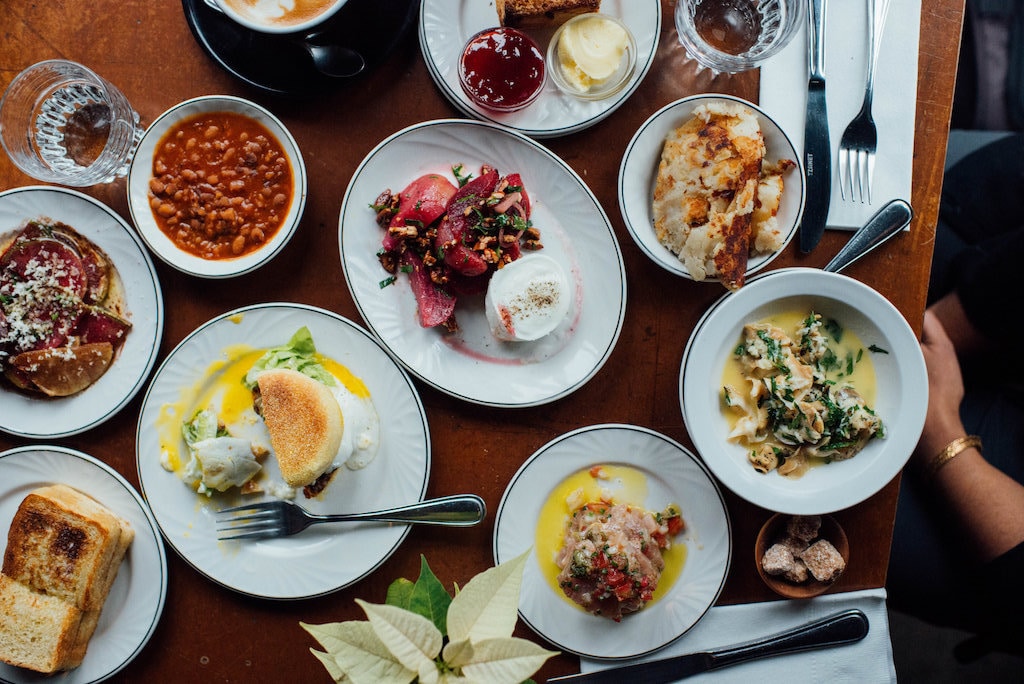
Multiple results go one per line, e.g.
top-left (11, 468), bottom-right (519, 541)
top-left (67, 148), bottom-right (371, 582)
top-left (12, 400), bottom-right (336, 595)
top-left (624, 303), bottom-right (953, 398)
top-left (546, 608), bottom-right (869, 683)
top-left (800, 0), bottom-right (831, 253)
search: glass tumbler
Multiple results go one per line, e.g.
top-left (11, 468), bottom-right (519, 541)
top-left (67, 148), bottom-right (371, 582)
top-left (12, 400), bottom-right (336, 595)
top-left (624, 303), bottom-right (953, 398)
top-left (0, 60), bottom-right (143, 186)
top-left (675, 0), bottom-right (805, 74)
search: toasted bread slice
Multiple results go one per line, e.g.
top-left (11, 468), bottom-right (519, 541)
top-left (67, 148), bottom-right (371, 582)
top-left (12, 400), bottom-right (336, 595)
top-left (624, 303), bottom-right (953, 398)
top-left (10, 342), bottom-right (114, 397)
top-left (0, 574), bottom-right (83, 673)
top-left (257, 368), bottom-right (343, 488)
top-left (2, 484), bottom-right (129, 611)
top-left (496, 0), bottom-right (599, 27)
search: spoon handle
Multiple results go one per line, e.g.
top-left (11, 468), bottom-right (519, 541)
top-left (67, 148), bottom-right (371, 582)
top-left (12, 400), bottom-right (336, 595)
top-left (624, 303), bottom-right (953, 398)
top-left (309, 494), bottom-right (486, 527)
top-left (824, 199), bottom-right (912, 273)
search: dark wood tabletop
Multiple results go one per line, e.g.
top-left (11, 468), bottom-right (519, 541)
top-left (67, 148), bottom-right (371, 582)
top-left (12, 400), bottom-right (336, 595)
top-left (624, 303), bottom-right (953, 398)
top-left (0, 1), bottom-right (964, 680)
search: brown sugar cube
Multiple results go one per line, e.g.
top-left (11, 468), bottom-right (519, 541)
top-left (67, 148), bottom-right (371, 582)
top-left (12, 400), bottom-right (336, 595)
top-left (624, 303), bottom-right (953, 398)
top-left (799, 539), bottom-right (846, 582)
top-left (785, 514), bottom-right (822, 542)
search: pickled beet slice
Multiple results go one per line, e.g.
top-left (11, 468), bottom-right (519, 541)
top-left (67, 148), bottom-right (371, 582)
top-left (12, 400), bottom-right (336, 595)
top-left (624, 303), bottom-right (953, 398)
top-left (400, 250), bottom-right (456, 328)
top-left (75, 306), bottom-right (132, 349)
top-left (383, 173), bottom-right (458, 251)
top-left (0, 238), bottom-right (88, 299)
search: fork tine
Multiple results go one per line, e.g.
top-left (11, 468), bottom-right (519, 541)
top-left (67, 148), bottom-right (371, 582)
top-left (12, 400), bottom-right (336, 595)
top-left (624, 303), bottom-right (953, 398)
top-left (865, 151), bottom-right (875, 204)
top-left (216, 501), bottom-right (280, 515)
top-left (216, 516), bottom-right (279, 531)
top-left (215, 510), bottom-right (278, 525)
top-left (837, 146), bottom-right (849, 201)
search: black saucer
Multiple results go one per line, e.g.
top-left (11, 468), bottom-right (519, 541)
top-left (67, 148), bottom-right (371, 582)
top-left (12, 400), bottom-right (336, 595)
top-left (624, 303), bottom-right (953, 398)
top-left (182, 0), bottom-right (419, 97)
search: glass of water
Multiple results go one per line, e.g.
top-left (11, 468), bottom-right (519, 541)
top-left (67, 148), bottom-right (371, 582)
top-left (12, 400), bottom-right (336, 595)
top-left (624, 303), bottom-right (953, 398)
top-left (0, 60), bottom-right (143, 186)
top-left (675, 0), bottom-right (804, 74)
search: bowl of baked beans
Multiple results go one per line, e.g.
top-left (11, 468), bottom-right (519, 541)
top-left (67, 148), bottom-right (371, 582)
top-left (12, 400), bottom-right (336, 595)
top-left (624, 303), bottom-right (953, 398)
top-left (127, 95), bottom-right (306, 278)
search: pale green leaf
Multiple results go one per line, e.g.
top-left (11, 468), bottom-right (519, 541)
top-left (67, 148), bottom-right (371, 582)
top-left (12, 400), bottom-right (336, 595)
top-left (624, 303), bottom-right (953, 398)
top-left (440, 637), bottom-right (475, 668)
top-left (357, 599), bottom-right (443, 672)
top-left (417, 658), bottom-right (440, 684)
top-left (309, 648), bottom-right (346, 682)
top-left (458, 637), bottom-right (559, 684)
top-left (447, 550), bottom-right (529, 643)
top-left (300, 620), bottom-right (414, 684)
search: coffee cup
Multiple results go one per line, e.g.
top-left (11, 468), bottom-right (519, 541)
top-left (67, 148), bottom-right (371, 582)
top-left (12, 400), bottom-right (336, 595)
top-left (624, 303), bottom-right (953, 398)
top-left (205, 0), bottom-right (348, 34)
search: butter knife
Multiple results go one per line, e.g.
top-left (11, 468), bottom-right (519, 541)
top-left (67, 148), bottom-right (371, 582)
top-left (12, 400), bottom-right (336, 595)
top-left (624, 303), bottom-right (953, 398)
top-left (546, 608), bottom-right (868, 683)
top-left (800, 0), bottom-right (831, 253)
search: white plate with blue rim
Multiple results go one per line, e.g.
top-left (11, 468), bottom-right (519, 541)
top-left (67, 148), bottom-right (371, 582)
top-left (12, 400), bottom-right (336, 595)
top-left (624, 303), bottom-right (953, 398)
top-left (339, 118), bottom-right (626, 407)
top-left (0, 186), bottom-right (163, 439)
top-left (419, 0), bottom-right (661, 138)
top-left (493, 423), bottom-right (731, 660)
top-left (135, 303), bottom-right (430, 599)
top-left (0, 445), bottom-right (167, 683)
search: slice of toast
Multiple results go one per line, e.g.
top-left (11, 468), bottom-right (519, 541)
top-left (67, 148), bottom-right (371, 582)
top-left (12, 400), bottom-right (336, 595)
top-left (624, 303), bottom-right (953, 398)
top-left (0, 573), bottom-right (83, 673)
top-left (2, 484), bottom-right (131, 611)
top-left (496, 0), bottom-right (600, 27)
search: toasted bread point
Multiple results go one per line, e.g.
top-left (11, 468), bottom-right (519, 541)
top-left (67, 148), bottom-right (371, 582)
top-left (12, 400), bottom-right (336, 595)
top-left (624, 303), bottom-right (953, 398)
top-left (257, 368), bottom-right (344, 488)
top-left (2, 484), bottom-right (130, 611)
top-left (0, 574), bottom-right (83, 674)
top-left (11, 342), bottom-right (114, 397)
top-left (496, 0), bottom-right (600, 27)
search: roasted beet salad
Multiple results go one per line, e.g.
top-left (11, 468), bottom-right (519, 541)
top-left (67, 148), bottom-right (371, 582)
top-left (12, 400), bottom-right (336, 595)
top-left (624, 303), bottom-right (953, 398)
top-left (555, 500), bottom-right (685, 621)
top-left (0, 220), bottom-right (131, 397)
top-left (372, 163), bottom-right (542, 332)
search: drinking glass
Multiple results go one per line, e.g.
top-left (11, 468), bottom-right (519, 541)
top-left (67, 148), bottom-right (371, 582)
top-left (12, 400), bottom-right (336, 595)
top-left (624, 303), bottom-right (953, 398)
top-left (675, 0), bottom-right (805, 74)
top-left (0, 60), bottom-right (142, 186)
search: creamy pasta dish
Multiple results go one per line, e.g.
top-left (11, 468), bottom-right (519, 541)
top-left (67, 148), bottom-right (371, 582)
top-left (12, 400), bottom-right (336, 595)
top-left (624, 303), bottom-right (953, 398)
top-left (721, 312), bottom-right (885, 478)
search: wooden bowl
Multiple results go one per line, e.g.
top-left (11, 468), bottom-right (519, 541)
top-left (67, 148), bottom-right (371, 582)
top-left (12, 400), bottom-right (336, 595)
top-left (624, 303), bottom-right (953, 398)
top-left (755, 513), bottom-right (849, 599)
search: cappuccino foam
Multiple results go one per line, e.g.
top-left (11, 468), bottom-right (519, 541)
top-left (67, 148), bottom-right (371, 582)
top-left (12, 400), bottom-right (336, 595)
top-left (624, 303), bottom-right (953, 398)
top-left (222, 0), bottom-right (338, 27)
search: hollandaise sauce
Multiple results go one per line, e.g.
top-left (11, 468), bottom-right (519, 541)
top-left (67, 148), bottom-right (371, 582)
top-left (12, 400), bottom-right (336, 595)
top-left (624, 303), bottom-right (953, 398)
top-left (534, 464), bottom-right (687, 613)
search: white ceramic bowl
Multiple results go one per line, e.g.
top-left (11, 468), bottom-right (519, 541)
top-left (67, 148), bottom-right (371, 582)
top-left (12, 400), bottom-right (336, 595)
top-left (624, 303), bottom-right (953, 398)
top-left (679, 268), bottom-right (927, 514)
top-left (127, 95), bottom-right (306, 278)
top-left (619, 94), bottom-right (805, 282)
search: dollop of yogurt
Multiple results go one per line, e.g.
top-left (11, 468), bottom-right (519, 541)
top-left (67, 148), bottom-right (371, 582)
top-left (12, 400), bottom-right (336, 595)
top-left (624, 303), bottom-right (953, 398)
top-left (485, 254), bottom-right (571, 342)
top-left (557, 15), bottom-right (630, 91)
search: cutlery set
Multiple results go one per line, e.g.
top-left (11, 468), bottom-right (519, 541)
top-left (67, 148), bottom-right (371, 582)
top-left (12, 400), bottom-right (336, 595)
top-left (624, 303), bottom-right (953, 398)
top-left (800, 0), bottom-right (895, 253)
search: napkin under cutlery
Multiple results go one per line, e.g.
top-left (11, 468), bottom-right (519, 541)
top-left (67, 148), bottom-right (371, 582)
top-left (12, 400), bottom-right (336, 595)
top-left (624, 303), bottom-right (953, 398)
top-left (760, 0), bottom-right (921, 230)
top-left (578, 588), bottom-right (896, 683)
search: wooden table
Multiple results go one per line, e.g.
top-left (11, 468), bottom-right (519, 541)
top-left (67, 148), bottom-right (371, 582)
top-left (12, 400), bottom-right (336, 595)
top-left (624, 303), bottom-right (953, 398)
top-left (0, 1), bottom-right (963, 680)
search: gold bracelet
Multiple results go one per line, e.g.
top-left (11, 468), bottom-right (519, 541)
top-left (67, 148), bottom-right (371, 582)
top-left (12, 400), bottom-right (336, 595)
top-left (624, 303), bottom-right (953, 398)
top-left (930, 435), bottom-right (982, 477)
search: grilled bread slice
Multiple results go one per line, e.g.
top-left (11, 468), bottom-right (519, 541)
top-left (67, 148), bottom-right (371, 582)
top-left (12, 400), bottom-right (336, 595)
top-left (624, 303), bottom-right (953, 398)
top-left (0, 573), bottom-right (83, 673)
top-left (496, 0), bottom-right (600, 27)
top-left (2, 484), bottom-right (130, 612)
top-left (257, 368), bottom-right (344, 488)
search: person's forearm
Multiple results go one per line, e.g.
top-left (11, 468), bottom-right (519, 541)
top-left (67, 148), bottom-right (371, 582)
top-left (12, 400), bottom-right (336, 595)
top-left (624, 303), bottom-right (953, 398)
top-left (927, 446), bottom-right (1024, 562)
top-left (930, 292), bottom-right (990, 356)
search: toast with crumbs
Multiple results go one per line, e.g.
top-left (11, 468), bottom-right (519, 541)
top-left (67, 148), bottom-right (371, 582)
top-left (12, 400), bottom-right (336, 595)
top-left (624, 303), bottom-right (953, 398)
top-left (496, 0), bottom-right (600, 27)
top-left (0, 484), bottom-right (133, 673)
top-left (2, 484), bottom-right (133, 611)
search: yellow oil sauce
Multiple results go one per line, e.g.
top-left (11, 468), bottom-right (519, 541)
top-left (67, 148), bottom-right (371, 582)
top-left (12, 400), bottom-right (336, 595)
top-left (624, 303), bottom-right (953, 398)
top-left (156, 343), bottom-right (370, 475)
top-left (721, 311), bottom-right (880, 474)
top-left (534, 464), bottom-right (687, 613)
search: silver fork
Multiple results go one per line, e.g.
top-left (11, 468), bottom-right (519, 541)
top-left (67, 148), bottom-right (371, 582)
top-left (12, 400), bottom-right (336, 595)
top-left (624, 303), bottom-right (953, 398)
top-left (837, 0), bottom-right (891, 203)
top-left (216, 493), bottom-right (486, 541)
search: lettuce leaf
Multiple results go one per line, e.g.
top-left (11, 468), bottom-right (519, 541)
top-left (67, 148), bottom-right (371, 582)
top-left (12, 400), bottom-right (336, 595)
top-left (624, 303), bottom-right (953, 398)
top-left (243, 326), bottom-right (336, 389)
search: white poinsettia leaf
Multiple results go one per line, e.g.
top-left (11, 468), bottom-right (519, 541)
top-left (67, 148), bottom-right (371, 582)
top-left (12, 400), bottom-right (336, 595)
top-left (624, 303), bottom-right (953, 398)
top-left (458, 637), bottom-right (559, 684)
top-left (440, 637), bottom-right (475, 668)
top-left (301, 620), bottom-right (414, 684)
top-left (309, 648), bottom-right (346, 682)
top-left (447, 550), bottom-right (529, 643)
top-left (357, 599), bottom-right (444, 672)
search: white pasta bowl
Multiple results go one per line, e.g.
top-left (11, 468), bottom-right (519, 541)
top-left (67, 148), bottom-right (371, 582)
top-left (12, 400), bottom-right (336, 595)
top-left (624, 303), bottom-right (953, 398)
top-left (618, 94), bottom-right (805, 283)
top-left (679, 268), bottom-right (927, 514)
top-left (127, 95), bottom-right (306, 278)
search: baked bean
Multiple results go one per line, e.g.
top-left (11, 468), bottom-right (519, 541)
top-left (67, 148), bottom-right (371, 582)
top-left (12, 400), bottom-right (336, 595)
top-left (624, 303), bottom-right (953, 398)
top-left (147, 111), bottom-right (293, 260)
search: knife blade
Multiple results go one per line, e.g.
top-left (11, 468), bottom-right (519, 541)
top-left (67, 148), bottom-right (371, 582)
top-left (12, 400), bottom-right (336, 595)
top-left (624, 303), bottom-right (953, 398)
top-left (800, 0), bottom-right (831, 253)
top-left (546, 608), bottom-right (868, 684)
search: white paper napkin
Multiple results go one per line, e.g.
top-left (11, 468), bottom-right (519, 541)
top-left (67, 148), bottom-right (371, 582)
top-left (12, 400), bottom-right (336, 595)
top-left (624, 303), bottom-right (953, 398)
top-left (759, 0), bottom-right (921, 230)
top-left (579, 588), bottom-right (896, 683)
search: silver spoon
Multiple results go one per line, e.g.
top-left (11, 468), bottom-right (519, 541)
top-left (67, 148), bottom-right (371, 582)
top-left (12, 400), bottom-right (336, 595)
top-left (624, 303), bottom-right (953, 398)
top-left (824, 198), bottom-right (912, 273)
top-left (202, 0), bottom-right (365, 79)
